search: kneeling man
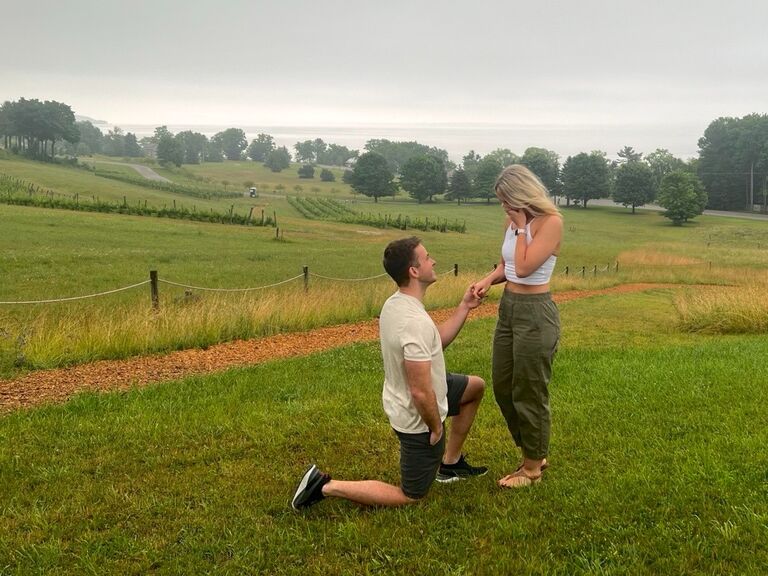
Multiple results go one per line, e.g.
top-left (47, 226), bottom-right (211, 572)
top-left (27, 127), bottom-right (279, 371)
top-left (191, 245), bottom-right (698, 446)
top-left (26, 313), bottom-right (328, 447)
top-left (292, 236), bottom-right (487, 509)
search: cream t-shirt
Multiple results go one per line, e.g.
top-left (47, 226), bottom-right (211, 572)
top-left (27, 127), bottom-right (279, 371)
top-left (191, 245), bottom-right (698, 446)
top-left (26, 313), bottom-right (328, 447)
top-left (379, 291), bottom-right (447, 434)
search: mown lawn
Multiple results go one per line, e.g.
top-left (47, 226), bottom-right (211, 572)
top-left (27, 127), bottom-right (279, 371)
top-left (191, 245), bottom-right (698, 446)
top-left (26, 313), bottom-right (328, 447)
top-left (1, 290), bottom-right (766, 574)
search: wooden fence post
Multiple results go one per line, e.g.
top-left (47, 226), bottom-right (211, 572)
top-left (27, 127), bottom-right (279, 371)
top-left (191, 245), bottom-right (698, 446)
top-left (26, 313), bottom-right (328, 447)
top-left (454, 264), bottom-right (458, 277)
top-left (565, 266), bottom-right (569, 276)
top-left (581, 266), bottom-right (585, 278)
top-left (303, 266), bottom-right (309, 291)
top-left (150, 270), bottom-right (159, 310)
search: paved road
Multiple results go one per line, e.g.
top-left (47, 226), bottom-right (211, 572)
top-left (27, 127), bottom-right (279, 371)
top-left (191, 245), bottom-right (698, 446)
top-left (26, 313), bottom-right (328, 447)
top-left (127, 163), bottom-right (170, 183)
top-left (92, 160), bottom-right (171, 183)
top-left (586, 198), bottom-right (768, 221)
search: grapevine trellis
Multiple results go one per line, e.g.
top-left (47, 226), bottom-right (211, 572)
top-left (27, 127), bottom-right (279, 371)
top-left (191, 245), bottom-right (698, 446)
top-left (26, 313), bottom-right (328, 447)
top-left (288, 196), bottom-right (467, 233)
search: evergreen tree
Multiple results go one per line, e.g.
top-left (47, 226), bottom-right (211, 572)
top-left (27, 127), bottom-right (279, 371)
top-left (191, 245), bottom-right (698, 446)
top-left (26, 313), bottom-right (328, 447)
top-left (445, 168), bottom-right (472, 205)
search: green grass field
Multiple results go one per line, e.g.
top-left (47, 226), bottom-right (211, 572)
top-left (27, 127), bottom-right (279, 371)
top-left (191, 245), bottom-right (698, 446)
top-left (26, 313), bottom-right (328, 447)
top-left (3, 152), bottom-right (768, 376)
top-left (1, 154), bottom-right (768, 573)
top-left (1, 290), bottom-right (766, 574)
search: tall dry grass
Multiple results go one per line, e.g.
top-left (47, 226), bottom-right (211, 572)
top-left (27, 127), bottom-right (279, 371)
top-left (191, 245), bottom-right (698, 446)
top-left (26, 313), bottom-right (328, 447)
top-left (3, 258), bottom-right (763, 375)
top-left (3, 273), bottom-right (479, 373)
top-left (675, 280), bottom-right (768, 334)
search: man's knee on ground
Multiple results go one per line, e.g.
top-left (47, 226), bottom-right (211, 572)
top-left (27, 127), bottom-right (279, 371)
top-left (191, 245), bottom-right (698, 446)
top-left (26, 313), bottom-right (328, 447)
top-left (402, 490), bottom-right (429, 502)
top-left (401, 483), bottom-right (433, 502)
top-left (463, 375), bottom-right (486, 402)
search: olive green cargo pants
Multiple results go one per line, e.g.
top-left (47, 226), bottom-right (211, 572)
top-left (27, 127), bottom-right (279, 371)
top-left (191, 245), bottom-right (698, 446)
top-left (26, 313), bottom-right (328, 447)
top-left (492, 291), bottom-right (560, 460)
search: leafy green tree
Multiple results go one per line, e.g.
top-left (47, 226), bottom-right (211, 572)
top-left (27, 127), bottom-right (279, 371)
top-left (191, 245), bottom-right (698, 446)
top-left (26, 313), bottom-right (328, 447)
top-left (124, 132), bottom-right (143, 157)
top-left (613, 161), bottom-right (654, 213)
top-left (212, 128), bottom-right (247, 160)
top-left (247, 133), bottom-right (274, 162)
top-left (657, 171), bottom-right (707, 225)
top-left (312, 138), bottom-right (327, 160)
top-left (445, 168), bottom-right (472, 205)
top-left (298, 164), bottom-right (315, 179)
top-left (152, 125), bottom-right (172, 143)
top-left (350, 152), bottom-right (397, 203)
top-left (485, 148), bottom-right (520, 168)
top-left (698, 114), bottom-right (768, 210)
top-left (561, 151), bottom-right (612, 207)
top-left (177, 130), bottom-right (207, 164)
top-left (342, 169), bottom-right (355, 185)
top-left (103, 127), bottom-right (126, 156)
top-left (0, 98), bottom-right (77, 158)
top-left (294, 140), bottom-right (316, 163)
top-left (317, 143), bottom-right (357, 166)
top-left (474, 156), bottom-right (503, 203)
top-left (156, 133), bottom-right (184, 167)
top-left (205, 138), bottom-right (223, 162)
top-left (645, 148), bottom-right (685, 191)
top-left (320, 168), bottom-right (335, 182)
top-left (364, 139), bottom-right (451, 173)
top-left (76, 121), bottom-right (103, 154)
top-left (265, 146), bottom-right (291, 172)
top-left (521, 147), bottom-right (560, 194)
top-left (462, 150), bottom-right (481, 185)
top-left (56, 120), bottom-right (103, 156)
top-left (616, 146), bottom-right (643, 163)
top-left (400, 155), bottom-right (446, 203)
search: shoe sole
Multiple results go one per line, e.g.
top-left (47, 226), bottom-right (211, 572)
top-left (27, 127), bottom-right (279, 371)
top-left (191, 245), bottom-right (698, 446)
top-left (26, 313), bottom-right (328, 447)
top-left (291, 464), bottom-right (317, 510)
top-left (435, 470), bottom-right (488, 484)
top-left (435, 475), bottom-right (462, 484)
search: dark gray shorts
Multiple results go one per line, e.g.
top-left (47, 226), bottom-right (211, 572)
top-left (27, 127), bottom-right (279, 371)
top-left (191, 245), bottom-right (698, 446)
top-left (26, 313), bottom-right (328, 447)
top-left (394, 373), bottom-right (469, 499)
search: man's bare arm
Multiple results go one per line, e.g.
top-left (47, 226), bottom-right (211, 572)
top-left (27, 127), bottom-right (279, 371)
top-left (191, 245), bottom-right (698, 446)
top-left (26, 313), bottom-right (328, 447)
top-left (404, 359), bottom-right (442, 445)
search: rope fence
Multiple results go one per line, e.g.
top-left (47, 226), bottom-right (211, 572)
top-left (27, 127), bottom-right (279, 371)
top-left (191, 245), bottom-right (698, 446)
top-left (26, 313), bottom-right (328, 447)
top-left (158, 275), bottom-right (305, 292)
top-left (0, 280), bottom-right (150, 305)
top-left (0, 260), bottom-right (712, 307)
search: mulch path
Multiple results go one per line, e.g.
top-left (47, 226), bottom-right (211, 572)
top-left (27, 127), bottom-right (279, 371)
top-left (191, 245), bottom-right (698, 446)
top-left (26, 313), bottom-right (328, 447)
top-left (0, 283), bottom-right (676, 414)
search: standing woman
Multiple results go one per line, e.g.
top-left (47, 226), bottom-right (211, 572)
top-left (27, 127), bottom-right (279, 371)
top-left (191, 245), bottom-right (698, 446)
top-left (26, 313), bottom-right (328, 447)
top-left (473, 165), bottom-right (563, 488)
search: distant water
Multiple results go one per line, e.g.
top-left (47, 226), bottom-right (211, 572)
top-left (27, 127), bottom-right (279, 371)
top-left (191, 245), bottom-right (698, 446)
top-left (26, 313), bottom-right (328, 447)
top-left (98, 122), bottom-right (705, 162)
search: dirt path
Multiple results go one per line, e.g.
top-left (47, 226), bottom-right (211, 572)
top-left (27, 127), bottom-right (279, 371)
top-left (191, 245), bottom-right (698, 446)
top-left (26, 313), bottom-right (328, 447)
top-left (0, 283), bottom-right (675, 414)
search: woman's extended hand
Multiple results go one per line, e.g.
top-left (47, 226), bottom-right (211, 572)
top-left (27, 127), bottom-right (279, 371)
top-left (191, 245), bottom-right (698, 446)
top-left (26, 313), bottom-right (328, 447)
top-left (472, 278), bottom-right (492, 299)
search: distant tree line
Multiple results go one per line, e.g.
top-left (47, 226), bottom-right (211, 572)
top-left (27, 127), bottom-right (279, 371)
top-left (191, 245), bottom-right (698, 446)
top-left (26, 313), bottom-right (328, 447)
top-left (294, 138), bottom-right (358, 166)
top-left (698, 114), bottom-right (768, 211)
top-left (2, 98), bottom-right (767, 217)
top-left (0, 98), bottom-right (79, 159)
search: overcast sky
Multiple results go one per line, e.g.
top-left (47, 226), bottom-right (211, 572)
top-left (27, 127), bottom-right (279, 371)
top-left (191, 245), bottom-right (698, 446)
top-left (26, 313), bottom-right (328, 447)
top-left (2, 0), bottom-right (766, 158)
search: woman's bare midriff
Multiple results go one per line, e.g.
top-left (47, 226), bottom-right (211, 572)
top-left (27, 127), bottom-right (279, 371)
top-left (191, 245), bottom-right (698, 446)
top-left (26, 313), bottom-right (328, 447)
top-left (505, 281), bottom-right (550, 294)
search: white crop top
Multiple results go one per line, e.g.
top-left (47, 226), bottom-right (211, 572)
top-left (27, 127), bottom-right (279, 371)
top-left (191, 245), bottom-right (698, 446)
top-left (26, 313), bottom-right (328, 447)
top-left (501, 222), bottom-right (557, 285)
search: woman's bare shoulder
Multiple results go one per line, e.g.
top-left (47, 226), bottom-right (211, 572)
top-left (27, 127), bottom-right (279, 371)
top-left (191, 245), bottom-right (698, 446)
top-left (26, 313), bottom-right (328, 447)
top-left (532, 213), bottom-right (563, 231)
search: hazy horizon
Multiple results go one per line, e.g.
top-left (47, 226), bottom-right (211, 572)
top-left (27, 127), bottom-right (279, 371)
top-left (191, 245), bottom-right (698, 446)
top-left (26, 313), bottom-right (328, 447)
top-left (82, 119), bottom-right (706, 162)
top-left (4, 0), bottom-right (766, 161)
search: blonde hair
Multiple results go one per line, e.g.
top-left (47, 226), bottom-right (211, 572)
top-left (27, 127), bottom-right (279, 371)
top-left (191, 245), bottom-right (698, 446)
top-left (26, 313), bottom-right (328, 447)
top-left (494, 164), bottom-right (560, 217)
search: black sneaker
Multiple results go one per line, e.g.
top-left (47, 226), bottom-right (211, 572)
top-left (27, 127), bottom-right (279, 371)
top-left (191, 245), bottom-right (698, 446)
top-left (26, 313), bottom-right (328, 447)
top-left (436, 455), bottom-right (488, 483)
top-left (291, 464), bottom-right (331, 510)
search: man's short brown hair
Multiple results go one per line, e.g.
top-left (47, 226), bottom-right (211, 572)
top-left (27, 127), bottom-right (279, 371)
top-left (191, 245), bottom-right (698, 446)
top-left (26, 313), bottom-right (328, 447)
top-left (383, 236), bottom-right (422, 286)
